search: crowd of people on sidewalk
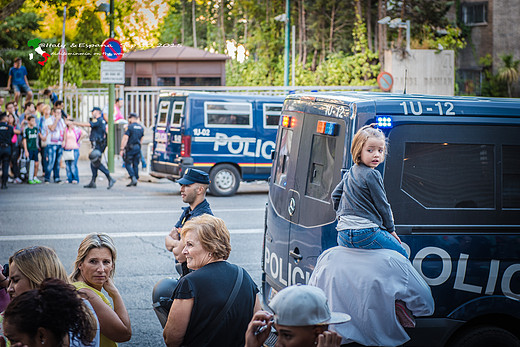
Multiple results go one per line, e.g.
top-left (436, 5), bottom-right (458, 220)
top-left (0, 93), bottom-right (146, 191)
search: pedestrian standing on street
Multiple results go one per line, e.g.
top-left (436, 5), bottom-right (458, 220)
top-left (38, 104), bottom-right (51, 179)
top-left (44, 107), bottom-right (66, 183)
top-left (22, 115), bottom-right (41, 184)
top-left (70, 233), bottom-right (132, 347)
top-left (5, 58), bottom-right (33, 104)
top-left (6, 106), bottom-right (22, 185)
top-left (119, 113), bottom-right (144, 187)
top-left (63, 118), bottom-right (82, 184)
top-left (165, 168), bottom-right (213, 276)
top-left (0, 112), bottom-right (14, 190)
top-left (75, 107), bottom-right (115, 189)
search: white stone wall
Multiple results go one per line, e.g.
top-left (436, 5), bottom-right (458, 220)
top-left (384, 49), bottom-right (455, 96)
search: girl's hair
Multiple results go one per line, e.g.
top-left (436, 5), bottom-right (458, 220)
top-left (4, 278), bottom-right (97, 346)
top-left (70, 233), bottom-right (117, 282)
top-left (9, 246), bottom-right (69, 289)
top-left (181, 214), bottom-right (232, 260)
top-left (350, 124), bottom-right (388, 165)
top-left (41, 104), bottom-right (51, 114)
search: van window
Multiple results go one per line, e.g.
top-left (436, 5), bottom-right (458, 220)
top-left (306, 134), bottom-right (336, 201)
top-left (503, 145), bottom-right (520, 208)
top-left (264, 104), bottom-right (283, 128)
top-left (204, 102), bottom-right (252, 128)
top-left (157, 101), bottom-right (170, 126)
top-left (401, 143), bottom-right (495, 209)
top-left (171, 101), bottom-right (184, 126)
top-left (274, 128), bottom-right (293, 187)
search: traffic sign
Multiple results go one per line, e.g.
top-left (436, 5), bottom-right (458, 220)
top-left (100, 61), bottom-right (125, 84)
top-left (101, 38), bottom-right (124, 62)
top-left (377, 71), bottom-right (394, 92)
top-left (58, 48), bottom-right (67, 65)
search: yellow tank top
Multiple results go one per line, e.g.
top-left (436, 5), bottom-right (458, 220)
top-left (73, 281), bottom-right (117, 347)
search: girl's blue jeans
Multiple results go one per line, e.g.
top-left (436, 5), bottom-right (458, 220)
top-left (65, 149), bottom-right (80, 183)
top-left (337, 227), bottom-right (409, 258)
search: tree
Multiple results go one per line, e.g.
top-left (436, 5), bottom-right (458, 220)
top-left (498, 54), bottom-right (520, 98)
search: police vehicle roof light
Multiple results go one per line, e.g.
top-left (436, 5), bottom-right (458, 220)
top-left (316, 120), bottom-right (338, 135)
top-left (377, 116), bottom-right (393, 128)
top-left (282, 115), bottom-right (292, 128)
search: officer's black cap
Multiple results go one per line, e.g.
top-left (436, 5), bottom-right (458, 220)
top-left (176, 168), bottom-right (209, 185)
top-left (91, 107), bottom-right (102, 112)
top-left (128, 113), bottom-right (138, 119)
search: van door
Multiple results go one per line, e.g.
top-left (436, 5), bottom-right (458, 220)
top-left (152, 99), bottom-right (172, 173)
top-left (287, 100), bottom-right (349, 283)
top-left (165, 98), bottom-right (185, 170)
top-left (265, 98), bottom-right (305, 293)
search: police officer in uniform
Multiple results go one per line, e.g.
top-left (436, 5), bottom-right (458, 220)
top-left (0, 112), bottom-right (14, 189)
top-left (119, 113), bottom-right (144, 187)
top-left (76, 107), bottom-right (115, 189)
top-left (165, 168), bottom-right (213, 275)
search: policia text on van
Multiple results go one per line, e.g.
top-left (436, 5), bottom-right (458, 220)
top-left (150, 91), bottom-right (285, 196)
top-left (263, 92), bottom-right (520, 346)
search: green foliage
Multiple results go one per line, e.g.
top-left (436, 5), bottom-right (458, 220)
top-left (38, 8), bottom-right (105, 88)
top-left (497, 54), bottom-right (520, 97)
top-left (479, 54), bottom-right (507, 97)
top-left (419, 25), bottom-right (466, 51)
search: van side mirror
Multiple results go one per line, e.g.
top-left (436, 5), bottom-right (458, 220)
top-left (271, 150), bottom-right (276, 160)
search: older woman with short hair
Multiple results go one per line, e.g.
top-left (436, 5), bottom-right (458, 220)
top-left (163, 214), bottom-right (261, 347)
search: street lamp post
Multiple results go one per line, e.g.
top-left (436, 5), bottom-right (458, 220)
top-left (378, 16), bottom-right (411, 51)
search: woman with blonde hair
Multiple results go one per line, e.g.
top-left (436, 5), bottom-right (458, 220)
top-left (1, 246), bottom-right (99, 347)
top-left (163, 214), bottom-right (261, 347)
top-left (70, 234), bottom-right (131, 347)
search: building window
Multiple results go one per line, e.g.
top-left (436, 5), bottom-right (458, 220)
top-left (137, 77), bottom-right (151, 86)
top-left (157, 77), bottom-right (176, 86)
top-left (462, 2), bottom-right (487, 25)
top-left (125, 77), bottom-right (131, 86)
top-left (180, 77), bottom-right (221, 86)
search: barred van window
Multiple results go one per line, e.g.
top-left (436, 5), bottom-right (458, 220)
top-left (402, 143), bottom-right (495, 209)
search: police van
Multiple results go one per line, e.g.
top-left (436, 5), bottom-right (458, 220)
top-left (263, 92), bottom-right (520, 346)
top-left (150, 91), bottom-right (285, 196)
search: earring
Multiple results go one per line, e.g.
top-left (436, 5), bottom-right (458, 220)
top-left (208, 253), bottom-right (212, 257)
top-left (41, 340), bottom-right (45, 345)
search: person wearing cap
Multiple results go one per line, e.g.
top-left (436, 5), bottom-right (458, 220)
top-left (245, 285), bottom-right (349, 347)
top-left (120, 113), bottom-right (144, 187)
top-left (308, 246), bottom-right (435, 346)
top-left (75, 107), bottom-right (116, 189)
top-left (165, 168), bottom-right (213, 276)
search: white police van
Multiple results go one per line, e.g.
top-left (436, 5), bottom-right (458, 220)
top-left (150, 91), bottom-right (285, 196)
top-left (263, 92), bottom-right (520, 346)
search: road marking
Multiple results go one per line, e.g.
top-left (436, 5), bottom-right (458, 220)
top-left (83, 208), bottom-right (264, 215)
top-left (0, 229), bottom-right (263, 241)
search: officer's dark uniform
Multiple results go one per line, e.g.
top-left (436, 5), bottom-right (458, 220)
top-left (123, 119), bottom-right (144, 184)
top-left (174, 169), bottom-right (214, 276)
top-left (84, 110), bottom-right (115, 189)
top-left (0, 116), bottom-right (14, 189)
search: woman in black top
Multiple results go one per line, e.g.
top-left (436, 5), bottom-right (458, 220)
top-left (163, 214), bottom-right (261, 347)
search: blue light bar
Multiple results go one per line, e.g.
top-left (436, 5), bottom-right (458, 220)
top-left (324, 122), bottom-right (338, 136)
top-left (377, 116), bottom-right (393, 128)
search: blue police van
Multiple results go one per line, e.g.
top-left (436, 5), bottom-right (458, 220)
top-left (150, 91), bottom-right (285, 196)
top-left (263, 92), bottom-right (520, 346)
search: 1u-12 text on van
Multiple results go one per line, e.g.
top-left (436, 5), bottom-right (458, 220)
top-left (263, 92), bottom-right (520, 346)
top-left (150, 91), bottom-right (285, 196)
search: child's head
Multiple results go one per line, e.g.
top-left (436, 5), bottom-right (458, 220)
top-left (27, 115), bottom-right (35, 127)
top-left (351, 124), bottom-right (388, 167)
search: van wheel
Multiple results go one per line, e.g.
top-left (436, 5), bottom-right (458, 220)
top-left (447, 325), bottom-right (520, 347)
top-left (209, 164), bottom-right (240, 196)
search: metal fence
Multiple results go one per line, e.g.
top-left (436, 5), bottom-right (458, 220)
top-left (4, 85), bottom-right (378, 128)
